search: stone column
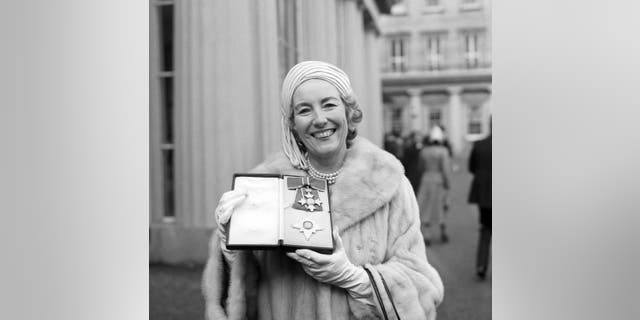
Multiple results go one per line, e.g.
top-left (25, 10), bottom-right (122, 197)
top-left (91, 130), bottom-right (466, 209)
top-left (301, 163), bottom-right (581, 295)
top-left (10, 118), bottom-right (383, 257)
top-left (298, 0), bottom-right (338, 63)
top-left (400, 104), bottom-right (410, 136)
top-left (448, 86), bottom-right (463, 155)
top-left (408, 88), bottom-right (423, 133)
top-left (482, 87), bottom-right (492, 135)
top-left (422, 103), bottom-right (430, 135)
top-left (364, 28), bottom-right (384, 145)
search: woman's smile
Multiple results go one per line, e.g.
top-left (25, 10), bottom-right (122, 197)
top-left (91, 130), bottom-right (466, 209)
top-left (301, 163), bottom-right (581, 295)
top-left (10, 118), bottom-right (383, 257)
top-left (311, 128), bottom-right (336, 139)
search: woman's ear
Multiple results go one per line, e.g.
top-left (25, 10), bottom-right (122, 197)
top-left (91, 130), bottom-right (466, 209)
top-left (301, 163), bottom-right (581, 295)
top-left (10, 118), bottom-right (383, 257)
top-left (291, 129), bottom-right (306, 150)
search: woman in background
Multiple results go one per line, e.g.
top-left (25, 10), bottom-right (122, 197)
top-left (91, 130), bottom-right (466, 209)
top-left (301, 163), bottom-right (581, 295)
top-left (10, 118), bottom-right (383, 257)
top-left (416, 126), bottom-right (452, 246)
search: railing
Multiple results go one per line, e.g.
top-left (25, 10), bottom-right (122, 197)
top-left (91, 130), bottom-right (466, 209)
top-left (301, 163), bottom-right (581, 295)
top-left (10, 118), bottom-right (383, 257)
top-left (381, 61), bottom-right (492, 74)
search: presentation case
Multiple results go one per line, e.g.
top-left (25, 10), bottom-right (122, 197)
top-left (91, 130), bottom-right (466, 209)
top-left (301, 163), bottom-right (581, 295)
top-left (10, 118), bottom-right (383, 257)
top-left (225, 173), bottom-right (334, 253)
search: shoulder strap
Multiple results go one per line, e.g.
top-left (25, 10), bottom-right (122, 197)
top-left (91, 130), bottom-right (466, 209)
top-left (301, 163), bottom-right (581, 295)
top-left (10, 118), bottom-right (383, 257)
top-left (363, 265), bottom-right (401, 320)
top-left (379, 272), bottom-right (401, 320)
top-left (364, 267), bottom-right (389, 320)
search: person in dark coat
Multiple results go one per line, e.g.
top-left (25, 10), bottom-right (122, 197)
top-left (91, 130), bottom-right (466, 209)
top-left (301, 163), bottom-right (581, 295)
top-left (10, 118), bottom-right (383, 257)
top-left (402, 131), bottom-right (424, 193)
top-left (468, 123), bottom-right (492, 280)
top-left (384, 127), bottom-right (404, 161)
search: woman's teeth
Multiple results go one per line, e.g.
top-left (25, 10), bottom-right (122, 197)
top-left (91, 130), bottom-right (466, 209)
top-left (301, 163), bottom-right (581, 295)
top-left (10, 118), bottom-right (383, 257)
top-left (313, 129), bottom-right (335, 138)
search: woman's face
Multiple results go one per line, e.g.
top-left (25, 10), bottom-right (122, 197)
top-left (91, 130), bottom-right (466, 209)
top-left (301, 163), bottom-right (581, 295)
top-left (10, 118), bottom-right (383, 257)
top-left (291, 79), bottom-right (348, 161)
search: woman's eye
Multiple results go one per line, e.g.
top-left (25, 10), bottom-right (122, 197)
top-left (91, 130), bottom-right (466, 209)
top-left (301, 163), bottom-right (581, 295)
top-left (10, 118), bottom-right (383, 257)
top-left (296, 107), bottom-right (311, 115)
top-left (323, 104), bottom-right (336, 109)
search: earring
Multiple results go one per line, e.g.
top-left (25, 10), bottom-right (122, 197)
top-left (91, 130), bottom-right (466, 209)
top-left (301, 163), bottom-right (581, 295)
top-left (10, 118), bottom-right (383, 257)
top-left (347, 127), bottom-right (357, 140)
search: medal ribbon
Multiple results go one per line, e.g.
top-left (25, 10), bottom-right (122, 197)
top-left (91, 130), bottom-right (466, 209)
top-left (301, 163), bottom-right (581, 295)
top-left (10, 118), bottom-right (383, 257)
top-left (286, 176), bottom-right (325, 212)
top-left (286, 176), bottom-right (326, 191)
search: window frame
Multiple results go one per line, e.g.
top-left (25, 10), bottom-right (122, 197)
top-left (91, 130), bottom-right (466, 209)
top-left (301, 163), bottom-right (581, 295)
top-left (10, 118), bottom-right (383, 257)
top-left (388, 34), bottom-right (409, 72)
top-left (150, 0), bottom-right (177, 224)
top-left (459, 0), bottom-right (483, 11)
top-left (423, 32), bottom-right (446, 71)
top-left (423, 0), bottom-right (445, 14)
top-left (461, 29), bottom-right (485, 69)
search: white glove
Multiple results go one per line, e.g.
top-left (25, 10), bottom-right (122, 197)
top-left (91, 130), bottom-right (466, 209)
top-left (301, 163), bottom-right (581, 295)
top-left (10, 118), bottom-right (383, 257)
top-left (286, 228), bottom-right (371, 300)
top-left (215, 189), bottom-right (247, 264)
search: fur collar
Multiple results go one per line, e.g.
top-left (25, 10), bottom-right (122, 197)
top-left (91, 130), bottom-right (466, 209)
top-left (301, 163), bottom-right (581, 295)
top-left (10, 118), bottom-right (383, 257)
top-left (252, 137), bottom-right (405, 230)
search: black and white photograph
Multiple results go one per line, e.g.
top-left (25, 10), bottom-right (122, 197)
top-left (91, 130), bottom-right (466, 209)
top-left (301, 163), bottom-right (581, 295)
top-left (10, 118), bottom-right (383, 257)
top-left (5, 0), bottom-right (640, 319)
top-left (149, 0), bottom-right (490, 319)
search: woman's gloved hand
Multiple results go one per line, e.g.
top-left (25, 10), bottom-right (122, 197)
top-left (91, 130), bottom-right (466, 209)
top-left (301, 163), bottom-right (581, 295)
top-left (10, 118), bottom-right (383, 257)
top-left (286, 228), bottom-right (371, 299)
top-left (215, 189), bottom-right (247, 264)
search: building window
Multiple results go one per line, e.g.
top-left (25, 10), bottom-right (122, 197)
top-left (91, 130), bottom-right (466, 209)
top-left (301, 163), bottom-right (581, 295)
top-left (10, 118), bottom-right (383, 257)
top-left (388, 36), bottom-right (408, 72)
top-left (423, 0), bottom-right (445, 14)
top-left (391, 108), bottom-right (404, 133)
top-left (460, 0), bottom-right (483, 11)
top-left (462, 30), bottom-right (484, 68)
top-left (467, 105), bottom-right (483, 134)
top-left (151, 0), bottom-right (176, 220)
top-left (424, 32), bottom-right (445, 70)
top-left (390, 2), bottom-right (408, 16)
top-left (429, 108), bottom-right (443, 127)
top-left (277, 0), bottom-right (299, 81)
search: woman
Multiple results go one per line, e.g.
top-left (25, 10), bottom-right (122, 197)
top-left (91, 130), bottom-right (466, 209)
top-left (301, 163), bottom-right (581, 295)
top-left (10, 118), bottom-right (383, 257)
top-left (202, 61), bottom-right (443, 319)
top-left (416, 126), bottom-right (452, 246)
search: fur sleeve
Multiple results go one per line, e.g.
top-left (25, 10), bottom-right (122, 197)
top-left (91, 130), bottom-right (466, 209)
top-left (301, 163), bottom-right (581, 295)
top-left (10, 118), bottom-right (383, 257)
top-left (201, 231), bottom-right (258, 320)
top-left (368, 177), bottom-right (444, 320)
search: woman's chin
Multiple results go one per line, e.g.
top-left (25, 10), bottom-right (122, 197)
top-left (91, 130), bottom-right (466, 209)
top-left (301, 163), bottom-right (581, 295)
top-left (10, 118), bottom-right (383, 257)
top-left (307, 143), bottom-right (343, 159)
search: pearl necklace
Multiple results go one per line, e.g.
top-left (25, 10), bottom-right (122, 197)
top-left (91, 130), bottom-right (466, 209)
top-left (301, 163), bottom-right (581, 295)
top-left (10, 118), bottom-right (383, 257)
top-left (307, 161), bottom-right (342, 185)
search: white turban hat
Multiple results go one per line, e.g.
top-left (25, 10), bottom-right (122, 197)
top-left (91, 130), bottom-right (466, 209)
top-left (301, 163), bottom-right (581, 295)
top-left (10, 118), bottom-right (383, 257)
top-left (279, 61), bottom-right (355, 169)
top-left (429, 126), bottom-right (444, 142)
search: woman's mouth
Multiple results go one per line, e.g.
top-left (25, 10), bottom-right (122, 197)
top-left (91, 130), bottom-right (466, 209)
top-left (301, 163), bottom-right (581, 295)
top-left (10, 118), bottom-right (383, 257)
top-left (311, 129), bottom-right (336, 139)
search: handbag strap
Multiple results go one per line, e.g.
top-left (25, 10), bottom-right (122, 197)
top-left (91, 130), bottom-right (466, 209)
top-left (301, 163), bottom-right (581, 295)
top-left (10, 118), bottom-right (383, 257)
top-left (378, 272), bottom-right (401, 320)
top-left (364, 267), bottom-right (389, 320)
top-left (363, 266), bottom-right (401, 320)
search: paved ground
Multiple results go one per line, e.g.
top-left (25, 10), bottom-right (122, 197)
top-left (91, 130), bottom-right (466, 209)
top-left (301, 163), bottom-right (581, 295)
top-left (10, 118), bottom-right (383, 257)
top-left (150, 264), bottom-right (204, 320)
top-left (423, 158), bottom-right (492, 320)
top-left (150, 158), bottom-right (491, 320)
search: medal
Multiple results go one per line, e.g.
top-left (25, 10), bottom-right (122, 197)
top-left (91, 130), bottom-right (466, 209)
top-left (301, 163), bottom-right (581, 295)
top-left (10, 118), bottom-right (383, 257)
top-left (286, 176), bottom-right (326, 212)
top-left (292, 219), bottom-right (324, 241)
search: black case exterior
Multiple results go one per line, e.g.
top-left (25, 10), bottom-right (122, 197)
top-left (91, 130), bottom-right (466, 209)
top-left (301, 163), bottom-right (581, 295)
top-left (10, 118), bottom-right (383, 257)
top-left (225, 173), bottom-right (334, 254)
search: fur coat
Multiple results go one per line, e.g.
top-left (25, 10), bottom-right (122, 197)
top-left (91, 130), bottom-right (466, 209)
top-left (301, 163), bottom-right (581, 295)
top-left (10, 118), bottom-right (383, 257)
top-left (202, 137), bottom-right (444, 320)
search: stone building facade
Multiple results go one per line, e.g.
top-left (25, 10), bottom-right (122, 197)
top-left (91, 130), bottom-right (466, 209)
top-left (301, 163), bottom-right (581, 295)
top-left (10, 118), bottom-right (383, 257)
top-left (380, 0), bottom-right (492, 155)
top-left (149, 0), bottom-right (394, 264)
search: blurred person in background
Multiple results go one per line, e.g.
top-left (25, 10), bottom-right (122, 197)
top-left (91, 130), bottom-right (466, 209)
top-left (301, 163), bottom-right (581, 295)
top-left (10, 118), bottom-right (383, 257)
top-left (435, 125), bottom-right (454, 222)
top-left (437, 124), bottom-right (453, 159)
top-left (416, 126), bottom-right (452, 246)
top-left (467, 119), bottom-right (492, 280)
top-left (402, 130), bottom-right (424, 193)
top-left (383, 126), bottom-right (405, 161)
top-left (203, 61), bottom-right (443, 319)
top-left (438, 124), bottom-right (456, 172)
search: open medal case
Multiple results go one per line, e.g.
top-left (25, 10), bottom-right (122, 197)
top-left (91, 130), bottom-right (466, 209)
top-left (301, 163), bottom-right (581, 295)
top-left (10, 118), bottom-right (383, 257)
top-left (225, 173), bottom-right (334, 254)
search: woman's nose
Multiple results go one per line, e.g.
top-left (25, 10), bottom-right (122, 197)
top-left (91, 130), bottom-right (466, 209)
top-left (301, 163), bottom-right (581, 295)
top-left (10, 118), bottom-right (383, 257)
top-left (312, 110), bottom-right (328, 126)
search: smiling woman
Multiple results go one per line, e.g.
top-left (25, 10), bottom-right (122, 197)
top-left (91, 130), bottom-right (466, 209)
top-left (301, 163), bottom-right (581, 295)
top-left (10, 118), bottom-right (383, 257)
top-left (203, 61), bottom-right (444, 320)
top-left (291, 79), bottom-right (349, 175)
